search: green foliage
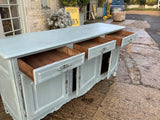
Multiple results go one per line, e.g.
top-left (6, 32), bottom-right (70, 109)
top-left (60, 0), bottom-right (78, 6)
top-left (77, 0), bottom-right (90, 7)
top-left (147, 0), bottom-right (158, 6)
top-left (98, 0), bottom-right (106, 7)
top-left (139, 0), bottom-right (146, 5)
top-left (77, 0), bottom-right (90, 12)
top-left (130, 0), bottom-right (137, 4)
top-left (124, 0), bottom-right (131, 4)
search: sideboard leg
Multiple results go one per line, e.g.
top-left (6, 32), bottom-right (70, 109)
top-left (3, 103), bottom-right (9, 114)
top-left (113, 71), bottom-right (117, 76)
top-left (113, 65), bottom-right (118, 77)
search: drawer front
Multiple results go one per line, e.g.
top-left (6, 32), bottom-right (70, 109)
top-left (34, 53), bottom-right (85, 85)
top-left (88, 40), bottom-right (116, 60)
top-left (121, 33), bottom-right (137, 47)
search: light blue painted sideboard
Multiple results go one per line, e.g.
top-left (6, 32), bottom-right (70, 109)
top-left (0, 23), bottom-right (137, 120)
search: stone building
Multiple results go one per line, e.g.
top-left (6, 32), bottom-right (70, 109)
top-left (0, 0), bottom-right (107, 38)
top-left (0, 0), bottom-right (61, 38)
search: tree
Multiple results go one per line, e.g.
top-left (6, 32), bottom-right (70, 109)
top-left (139, 0), bottom-right (146, 5)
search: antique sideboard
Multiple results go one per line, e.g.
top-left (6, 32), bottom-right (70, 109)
top-left (0, 23), bottom-right (137, 120)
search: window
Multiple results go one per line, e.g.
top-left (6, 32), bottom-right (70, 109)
top-left (41, 0), bottom-right (49, 9)
top-left (0, 0), bottom-right (22, 37)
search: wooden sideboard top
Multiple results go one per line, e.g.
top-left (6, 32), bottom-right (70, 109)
top-left (0, 23), bottom-right (125, 59)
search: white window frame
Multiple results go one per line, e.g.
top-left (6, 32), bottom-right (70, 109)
top-left (0, 0), bottom-right (23, 36)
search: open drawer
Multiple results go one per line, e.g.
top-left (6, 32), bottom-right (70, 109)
top-left (18, 47), bottom-right (85, 85)
top-left (105, 30), bottom-right (137, 47)
top-left (73, 37), bottom-right (116, 60)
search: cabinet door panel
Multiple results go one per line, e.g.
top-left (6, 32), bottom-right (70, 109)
top-left (33, 73), bottom-right (68, 109)
top-left (107, 46), bottom-right (120, 79)
top-left (77, 57), bottom-right (100, 96)
top-left (21, 72), bottom-right (69, 119)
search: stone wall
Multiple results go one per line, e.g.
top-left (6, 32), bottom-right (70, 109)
top-left (23, 0), bottom-right (61, 33)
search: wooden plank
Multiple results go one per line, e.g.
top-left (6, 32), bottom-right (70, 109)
top-left (18, 59), bottom-right (34, 81)
top-left (57, 47), bottom-right (80, 56)
top-left (93, 37), bottom-right (112, 44)
top-left (128, 43), bottom-right (132, 53)
top-left (105, 35), bottom-right (122, 46)
top-left (108, 30), bottom-right (133, 38)
top-left (90, 11), bottom-right (95, 20)
top-left (74, 44), bottom-right (88, 58)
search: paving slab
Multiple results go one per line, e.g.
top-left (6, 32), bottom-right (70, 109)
top-left (93, 82), bottom-right (160, 120)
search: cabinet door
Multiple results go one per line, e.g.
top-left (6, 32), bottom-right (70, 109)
top-left (77, 57), bottom-right (100, 97)
top-left (21, 72), bottom-right (69, 119)
top-left (107, 46), bottom-right (120, 79)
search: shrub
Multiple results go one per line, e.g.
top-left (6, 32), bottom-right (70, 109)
top-left (98, 0), bottom-right (106, 7)
top-left (77, 0), bottom-right (90, 7)
top-left (139, 0), bottom-right (146, 5)
top-left (60, 0), bottom-right (77, 6)
top-left (77, 0), bottom-right (90, 11)
top-left (147, 0), bottom-right (158, 6)
top-left (124, 0), bottom-right (131, 4)
top-left (130, 0), bottom-right (137, 4)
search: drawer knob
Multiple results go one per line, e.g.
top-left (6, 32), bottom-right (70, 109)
top-left (130, 38), bottom-right (133, 42)
top-left (57, 64), bottom-right (72, 72)
top-left (101, 47), bottom-right (107, 53)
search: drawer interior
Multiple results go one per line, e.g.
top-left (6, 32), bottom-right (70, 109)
top-left (105, 30), bottom-right (134, 46)
top-left (18, 47), bottom-right (81, 81)
top-left (73, 37), bottom-right (112, 58)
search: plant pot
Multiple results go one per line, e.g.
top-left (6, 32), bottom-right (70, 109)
top-left (79, 12), bottom-right (85, 25)
top-left (97, 7), bottom-right (104, 17)
top-left (139, 5), bottom-right (145, 9)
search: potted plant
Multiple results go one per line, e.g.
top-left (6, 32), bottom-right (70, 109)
top-left (139, 0), bottom-right (146, 8)
top-left (77, 0), bottom-right (90, 25)
top-left (78, 0), bottom-right (90, 12)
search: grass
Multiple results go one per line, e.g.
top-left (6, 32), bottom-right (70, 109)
top-left (126, 8), bottom-right (160, 11)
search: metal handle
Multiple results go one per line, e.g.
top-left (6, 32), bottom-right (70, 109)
top-left (57, 64), bottom-right (72, 72)
top-left (127, 39), bottom-right (133, 44)
top-left (130, 38), bottom-right (133, 42)
top-left (101, 47), bottom-right (107, 54)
